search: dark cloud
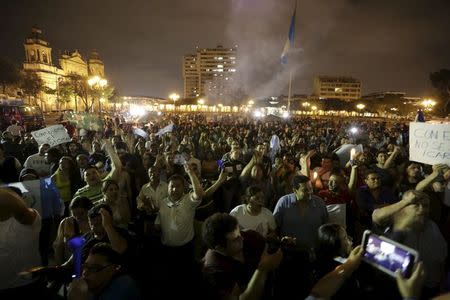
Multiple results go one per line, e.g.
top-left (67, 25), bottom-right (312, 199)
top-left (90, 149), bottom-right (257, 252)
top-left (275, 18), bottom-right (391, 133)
top-left (1, 0), bottom-right (449, 98)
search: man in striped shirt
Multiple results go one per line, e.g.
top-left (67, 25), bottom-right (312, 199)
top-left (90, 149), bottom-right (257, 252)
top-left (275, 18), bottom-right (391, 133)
top-left (74, 141), bottom-right (120, 204)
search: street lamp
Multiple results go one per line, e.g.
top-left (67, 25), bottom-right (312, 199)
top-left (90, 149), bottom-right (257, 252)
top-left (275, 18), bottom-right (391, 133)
top-left (169, 93), bottom-right (180, 111)
top-left (248, 100), bottom-right (255, 106)
top-left (197, 98), bottom-right (205, 105)
top-left (88, 76), bottom-right (108, 113)
top-left (422, 99), bottom-right (436, 111)
top-left (302, 102), bottom-right (310, 107)
top-left (356, 103), bottom-right (365, 110)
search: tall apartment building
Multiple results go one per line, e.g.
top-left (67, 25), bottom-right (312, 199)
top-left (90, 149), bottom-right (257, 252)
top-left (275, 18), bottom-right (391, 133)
top-left (313, 76), bottom-right (362, 101)
top-left (183, 45), bottom-right (237, 99)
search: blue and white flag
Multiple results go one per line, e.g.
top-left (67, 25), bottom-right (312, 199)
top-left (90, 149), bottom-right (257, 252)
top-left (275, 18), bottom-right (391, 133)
top-left (280, 7), bottom-right (296, 64)
top-left (156, 123), bottom-right (175, 136)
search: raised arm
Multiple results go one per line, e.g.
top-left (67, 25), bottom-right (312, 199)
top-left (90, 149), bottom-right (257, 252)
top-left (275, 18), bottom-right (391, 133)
top-left (100, 208), bottom-right (128, 254)
top-left (205, 171), bottom-right (227, 198)
top-left (300, 150), bottom-right (315, 178)
top-left (309, 246), bottom-right (363, 299)
top-left (103, 140), bottom-right (122, 181)
top-left (185, 163), bottom-right (204, 201)
top-left (348, 165), bottom-right (358, 192)
top-left (372, 190), bottom-right (415, 226)
top-left (0, 188), bottom-right (38, 225)
top-left (415, 164), bottom-right (447, 191)
top-left (383, 146), bottom-right (401, 169)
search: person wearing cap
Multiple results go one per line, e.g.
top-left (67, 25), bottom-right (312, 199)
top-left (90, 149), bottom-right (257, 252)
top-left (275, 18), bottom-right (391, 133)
top-left (19, 168), bottom-right (64, 266)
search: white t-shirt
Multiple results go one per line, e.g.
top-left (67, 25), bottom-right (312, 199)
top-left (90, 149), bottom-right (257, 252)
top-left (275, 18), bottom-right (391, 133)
top-left (0, 212), bottom-right (41, 290)
top-left (137, 181), bottom-right (168, 212)
top-left (230, 204), bottom-right (277, 237)
top-left (6, 124), bottom-right (23, 137)
top-left (155, 194), bottom-right (200, 247)
top-left (24, 153), bottom-right (51, 177)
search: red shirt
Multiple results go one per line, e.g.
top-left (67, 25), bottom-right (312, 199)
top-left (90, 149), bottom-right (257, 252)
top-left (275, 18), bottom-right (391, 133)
top-left (318, 189), bottom-right (353, 205)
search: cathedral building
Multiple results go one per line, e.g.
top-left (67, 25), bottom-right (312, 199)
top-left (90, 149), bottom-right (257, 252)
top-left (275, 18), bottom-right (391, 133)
top-left (23, 27), bottom-right (106, 111)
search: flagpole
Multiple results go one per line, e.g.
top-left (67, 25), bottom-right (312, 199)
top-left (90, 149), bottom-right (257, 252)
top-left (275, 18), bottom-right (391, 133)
top-left (287, 0), bottom-right (297, 113)
top-left (288, 70), bottom-right (293, 112)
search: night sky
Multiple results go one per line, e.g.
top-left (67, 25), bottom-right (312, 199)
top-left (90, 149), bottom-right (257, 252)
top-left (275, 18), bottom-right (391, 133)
top-left (1, 0), bottom-right (449, 99)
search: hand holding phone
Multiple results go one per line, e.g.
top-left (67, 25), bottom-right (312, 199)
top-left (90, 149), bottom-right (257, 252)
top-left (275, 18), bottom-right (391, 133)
top-left (361, 230), bottom-right (418, 279)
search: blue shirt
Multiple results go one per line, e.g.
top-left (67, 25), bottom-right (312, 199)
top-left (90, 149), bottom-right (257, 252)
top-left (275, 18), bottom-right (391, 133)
top-left (273, 193), bottom-right (328, 249)
top-left (90, 275), bottom-right (141, 300)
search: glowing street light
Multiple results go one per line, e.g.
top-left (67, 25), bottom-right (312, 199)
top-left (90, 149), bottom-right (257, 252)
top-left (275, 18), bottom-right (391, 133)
top-left (197, 98), bottom-right (205, 105)
top-left (169, 93), bottom-right (180, 110)
top-left (356, 103), bottom-right (365, 110)
top-left (248, 100), bottom-right (255, 106)
top-left (422, 98), bottom-right (436, 111)
top-left (311, 105), bottom-right (317, 111)
top-left (88, 76), bottom-right (108, 113)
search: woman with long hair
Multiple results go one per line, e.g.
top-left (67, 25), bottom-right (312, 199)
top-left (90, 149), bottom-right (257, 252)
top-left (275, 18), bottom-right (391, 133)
top-left (53, 196), bottom-right (93, 264)
top-left (51, 156), bottom-right (83, 216)
top-left (101, 179), bottom-right (131, 228)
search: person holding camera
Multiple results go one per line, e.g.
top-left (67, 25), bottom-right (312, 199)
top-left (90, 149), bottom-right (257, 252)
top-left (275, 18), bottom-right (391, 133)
top-left (202, 213), bottom-right (283, 300)
top-left (372, 190), bottom-right (447, 299)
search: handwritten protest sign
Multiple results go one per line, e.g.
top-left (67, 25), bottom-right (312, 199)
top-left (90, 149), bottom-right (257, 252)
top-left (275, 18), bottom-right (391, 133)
top-left (409, 122), bottom-right (450, 165)
top-left (31, 125), bottom-right (71, 147)
top-left (64, 112), bottom-right (104, 131)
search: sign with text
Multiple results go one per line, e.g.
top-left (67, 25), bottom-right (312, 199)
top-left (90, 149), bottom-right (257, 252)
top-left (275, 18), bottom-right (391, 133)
top-left (409, 122), bottom-right (450, 165)
top-left (31, 125), bottom-right (71, 147)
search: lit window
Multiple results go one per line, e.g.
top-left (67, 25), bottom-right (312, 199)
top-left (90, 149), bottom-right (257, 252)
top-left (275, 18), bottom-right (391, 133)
top-left (217, 64), bottom-right (223, 68)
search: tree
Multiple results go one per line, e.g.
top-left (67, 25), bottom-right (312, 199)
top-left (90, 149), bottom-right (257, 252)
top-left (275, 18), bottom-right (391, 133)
top-left (430, 69), bottom-right (450, 116)
top-left (107, 88), bottom-right (121, 112)
top-left (67, 74), bottom-right (91, 112)
top-left (57, 80), bottom-right (75, 110)
top-left (20, 71), bottom-right (44, 106)
top-left (0, 57), bottom-right (21, 95)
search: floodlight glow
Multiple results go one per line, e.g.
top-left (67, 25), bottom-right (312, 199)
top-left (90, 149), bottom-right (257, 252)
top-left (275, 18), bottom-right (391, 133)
top-left (253, 111), bottom-right (263, 118)
top-left (129, 105), bottom-right (145, 117)
top-left (282, 111), bottom-right (289, 119)
top-left (350, 127), bottom-right (358, 134)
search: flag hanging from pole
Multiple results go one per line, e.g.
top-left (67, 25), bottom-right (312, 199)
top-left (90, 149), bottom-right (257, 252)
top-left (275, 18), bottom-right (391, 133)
top-left (281, 6), bottom-right (296, 64)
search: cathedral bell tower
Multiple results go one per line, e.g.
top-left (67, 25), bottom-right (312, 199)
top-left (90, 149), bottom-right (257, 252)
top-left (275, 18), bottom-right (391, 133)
top-left (23, 27), bottom-right (52, 65)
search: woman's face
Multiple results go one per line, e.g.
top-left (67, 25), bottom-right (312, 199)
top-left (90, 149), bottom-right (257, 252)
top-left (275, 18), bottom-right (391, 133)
top-left (104, 183), bottom-right (119, 200)
top-left (71, 207), bottom-right (88, 224)
top-left (59, 158), bottom-right (72, 172)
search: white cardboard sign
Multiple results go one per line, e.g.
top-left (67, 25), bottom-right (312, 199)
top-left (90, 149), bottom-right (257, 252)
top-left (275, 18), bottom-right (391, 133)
top-left (409, 122), bottom-right (450, 165)
top-left (31, 125), bottom-right (71, 147)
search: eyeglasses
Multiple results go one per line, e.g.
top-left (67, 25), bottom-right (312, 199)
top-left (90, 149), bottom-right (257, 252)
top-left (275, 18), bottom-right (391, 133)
top-left (82, 263), bottom-right (113, 273)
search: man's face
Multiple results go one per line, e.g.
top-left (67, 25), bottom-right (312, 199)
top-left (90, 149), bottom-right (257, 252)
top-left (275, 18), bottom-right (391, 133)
top-left (407, 164), bottom-right (421, 178)
top-left (249, 191), bottom-right (265, 207)
top-left (89, 215), bottom-right (106, 239)
top-left (328, 175), bottom-right (342, 193)
top-left (104, 183), bottom-right (119, 200)
top-left (319, 144), bottom-right (327, 153)
top-left (224, 226), bottom-right (244, 257)
top-left (84, 168), bottom-right (101, 186)
top-left (321, 158), bottom-right (332, 170)
top-left (294, 182), bottom-right (313, 201)
top-left (256, 144), bottom-right (267, 156)
top-left (168, 179), bottom-right (184, 200)
top-left (377, 153), bottom-right (387, 165)
top-left (148, 168), bottom-right (160, 183)
top-left (77, 156), bottom-right (89, 169)
top-left (365, 173), bottom-right (381, 189)
top-left (39, 144), bottom-right (50, 156)
top-left (82, 254), bottom-right (117, 293)
top-left (231, 141), bottom-right (240, 151)
top-left (400, 196), bottom-right (430, 228)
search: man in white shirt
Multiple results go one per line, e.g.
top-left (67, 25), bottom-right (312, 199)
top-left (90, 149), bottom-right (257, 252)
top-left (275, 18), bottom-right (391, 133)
top-left (153, 163), bottom-right (204, 298)
top-left (137, 167), bottom-right (168, 214)
top-left (23, 144), bottom-right (51, 178)
top-left (6, 120), bottom-right (23, 137)
top-left (0, 188), bottom-right (42, 297)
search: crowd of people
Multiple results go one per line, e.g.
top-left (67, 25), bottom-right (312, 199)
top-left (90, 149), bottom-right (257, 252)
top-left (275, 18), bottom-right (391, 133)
top-left (0, 113), bottom-right (449, 300)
